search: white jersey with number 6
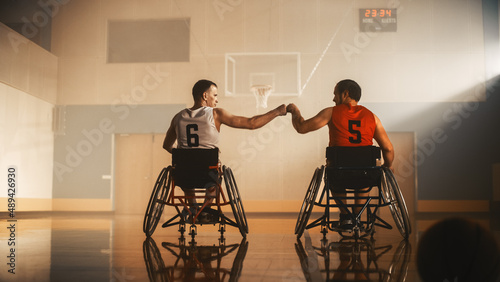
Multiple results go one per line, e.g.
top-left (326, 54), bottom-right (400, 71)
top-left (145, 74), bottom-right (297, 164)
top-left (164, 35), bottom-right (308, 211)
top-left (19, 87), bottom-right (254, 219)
top-left (173, 107), bottom-right (219, 149)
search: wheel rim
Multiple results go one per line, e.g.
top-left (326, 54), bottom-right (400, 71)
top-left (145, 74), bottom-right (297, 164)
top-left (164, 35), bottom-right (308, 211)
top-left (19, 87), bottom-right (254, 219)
top-left (388, 170), bottom-right (411, 236)
top-left (143, 167), bottom-right (171, 236)
top-left (143, 238), bottom-right (167, 282)
top-left (382, 168), bottom-right (411, 238)
top-left (295, 166), bottom-right (324, 238)
top-left (294, 168), bottom-right (318, 234)
top-left (223, 166), bottom-right (248, 236)
top-left (388, 239), bottom-right (412, 280)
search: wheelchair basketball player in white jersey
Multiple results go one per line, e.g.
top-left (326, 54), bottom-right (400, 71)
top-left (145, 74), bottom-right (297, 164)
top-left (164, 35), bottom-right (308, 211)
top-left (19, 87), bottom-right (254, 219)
top-left (163, 79), bottom-right (287, 222)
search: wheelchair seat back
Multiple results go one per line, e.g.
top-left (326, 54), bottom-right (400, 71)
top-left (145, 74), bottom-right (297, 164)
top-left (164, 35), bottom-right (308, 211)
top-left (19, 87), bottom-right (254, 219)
top-left (325, 146), bottom-right (382, 191)
top-left (172, 148), bottom-right (219, 189)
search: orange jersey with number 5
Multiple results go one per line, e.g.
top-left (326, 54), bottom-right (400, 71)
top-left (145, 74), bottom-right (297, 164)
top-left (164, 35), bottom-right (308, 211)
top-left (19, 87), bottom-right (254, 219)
top-left (329, 104), bottom-right (376, 147)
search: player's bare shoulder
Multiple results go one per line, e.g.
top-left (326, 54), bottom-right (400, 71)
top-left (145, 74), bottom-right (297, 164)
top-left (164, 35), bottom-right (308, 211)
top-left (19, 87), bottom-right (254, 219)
top-left (212, 107), bottom-right (229, 129)
top-left (213, 107), bottom-right (228, 120)
top-left (319, 106), bottom-right (334, 118)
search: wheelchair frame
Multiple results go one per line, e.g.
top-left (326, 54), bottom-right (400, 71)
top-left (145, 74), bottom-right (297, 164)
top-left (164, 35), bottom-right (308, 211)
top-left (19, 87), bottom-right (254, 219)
top-left (143, 149), bottom-right (248, 238)
top-left (295, 147), bottom-right (411, 240)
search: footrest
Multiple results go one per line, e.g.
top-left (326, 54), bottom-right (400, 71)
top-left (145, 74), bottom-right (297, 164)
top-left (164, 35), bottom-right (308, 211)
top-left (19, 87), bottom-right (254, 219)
top-left (201, 207), bottom-right (220, 216)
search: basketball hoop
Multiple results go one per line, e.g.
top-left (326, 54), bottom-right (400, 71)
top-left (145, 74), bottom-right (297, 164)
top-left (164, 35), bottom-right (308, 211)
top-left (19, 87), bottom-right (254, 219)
top-left (250, 85), bottom-right (272, 109)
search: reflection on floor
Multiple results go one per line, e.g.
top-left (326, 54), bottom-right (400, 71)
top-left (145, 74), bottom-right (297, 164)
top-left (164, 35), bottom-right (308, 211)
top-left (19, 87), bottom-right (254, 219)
top-left (144, 236), bottom-right (248, 281)
top-left (1, 212), bottom-right (499, 281)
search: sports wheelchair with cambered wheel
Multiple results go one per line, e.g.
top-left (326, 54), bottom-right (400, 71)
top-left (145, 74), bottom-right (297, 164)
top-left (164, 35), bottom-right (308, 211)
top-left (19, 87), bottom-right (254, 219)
top-left (295, 146), bottom-right (411, 239)
top-left (143, 148), bottom-right (248, 238)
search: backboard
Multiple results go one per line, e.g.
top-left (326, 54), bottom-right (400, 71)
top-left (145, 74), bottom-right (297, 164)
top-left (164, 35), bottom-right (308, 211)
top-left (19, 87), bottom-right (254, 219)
top-left (225, 52), bottom-right (301, 97)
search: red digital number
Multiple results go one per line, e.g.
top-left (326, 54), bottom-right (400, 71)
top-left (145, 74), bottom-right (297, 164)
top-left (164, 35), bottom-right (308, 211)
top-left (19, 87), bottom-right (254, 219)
top-left (364, 9), bottom-right (393, 18)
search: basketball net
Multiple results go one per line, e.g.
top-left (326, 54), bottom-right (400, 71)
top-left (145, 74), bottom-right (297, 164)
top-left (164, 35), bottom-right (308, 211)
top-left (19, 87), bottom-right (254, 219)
top-left (250, 85), bottom-right (272, 109)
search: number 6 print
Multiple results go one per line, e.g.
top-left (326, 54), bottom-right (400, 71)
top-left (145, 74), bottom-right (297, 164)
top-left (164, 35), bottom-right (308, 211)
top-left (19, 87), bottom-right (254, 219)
top-left (186, 124), bottom-right (199, 147)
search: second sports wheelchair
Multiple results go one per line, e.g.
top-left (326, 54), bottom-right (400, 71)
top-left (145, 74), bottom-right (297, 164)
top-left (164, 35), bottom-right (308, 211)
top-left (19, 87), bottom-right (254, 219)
top-left (295, 146), bottom-right (411, 239)
top-left (143, 148), bottom-right (248, 238)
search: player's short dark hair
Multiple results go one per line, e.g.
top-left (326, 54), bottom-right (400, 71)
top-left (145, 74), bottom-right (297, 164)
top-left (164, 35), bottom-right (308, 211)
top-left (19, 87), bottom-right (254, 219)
top-left (192, 79), bottom-right (217, 101)
top-left (336, 79), bottom-right (361, 101)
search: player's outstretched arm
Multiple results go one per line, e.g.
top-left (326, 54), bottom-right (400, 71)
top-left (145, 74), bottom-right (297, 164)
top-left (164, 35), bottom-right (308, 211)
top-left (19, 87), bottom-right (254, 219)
top-left (287, 103), bottom-right (331, 134)
top-left (214, 104), bottom-right (286, 130)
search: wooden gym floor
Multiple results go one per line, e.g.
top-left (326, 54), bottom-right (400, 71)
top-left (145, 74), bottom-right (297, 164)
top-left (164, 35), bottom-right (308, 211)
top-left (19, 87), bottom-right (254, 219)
top-left (1, 211), bottom-right (499, 281)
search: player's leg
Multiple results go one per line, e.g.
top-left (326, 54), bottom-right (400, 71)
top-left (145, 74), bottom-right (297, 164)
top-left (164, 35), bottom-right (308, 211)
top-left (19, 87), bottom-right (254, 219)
top-left (198, 186), bottom-right (216, 223)
top-left (183, 189), bottom-right (197, 206)
top-left (354, 187), bottom-right (370, 215)
top-left (332, 191), bottom-right (353, 229)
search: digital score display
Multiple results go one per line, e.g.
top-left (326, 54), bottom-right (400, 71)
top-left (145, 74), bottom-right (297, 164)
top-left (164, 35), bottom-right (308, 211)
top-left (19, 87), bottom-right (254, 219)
top-left (359, 9), bottom-right (397, 32)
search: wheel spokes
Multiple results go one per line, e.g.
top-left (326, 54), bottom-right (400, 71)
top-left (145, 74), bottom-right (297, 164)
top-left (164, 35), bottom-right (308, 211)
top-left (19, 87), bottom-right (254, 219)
top-left (143, 167), bottom-right (171, 236)
top-left (382, 167), bottom-right (411, 238)
top-left (295, 166), bottom-right (324, 238)
top-left (223, 166), bottom-right (248, 236)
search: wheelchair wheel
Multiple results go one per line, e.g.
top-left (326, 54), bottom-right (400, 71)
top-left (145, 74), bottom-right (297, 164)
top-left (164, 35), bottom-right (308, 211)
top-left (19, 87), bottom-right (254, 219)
top-left (388, 239), bottom-right (412, 281)
top-left (143, 166), bottom-right (172, 237)
top-left (143, 237), bottom-right (167, 282)
top-left (381, 167), bottom-right (411, 239)
top-left (223, 166), bottom-right (249, 237)
top-left (295, 166), bottom-right (324, 239)
top-left (230, 238), bottom-right (249, 279)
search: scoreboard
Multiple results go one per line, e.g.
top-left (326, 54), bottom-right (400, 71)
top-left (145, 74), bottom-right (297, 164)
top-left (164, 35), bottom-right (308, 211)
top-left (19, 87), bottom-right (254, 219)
top-left (359, 9), bottom-right (397, 32)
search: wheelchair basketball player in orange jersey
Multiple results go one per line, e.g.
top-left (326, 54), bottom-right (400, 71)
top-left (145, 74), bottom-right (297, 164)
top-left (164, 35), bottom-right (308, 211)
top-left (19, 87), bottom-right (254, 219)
top-left (287, 79), bottom-right (395, 229)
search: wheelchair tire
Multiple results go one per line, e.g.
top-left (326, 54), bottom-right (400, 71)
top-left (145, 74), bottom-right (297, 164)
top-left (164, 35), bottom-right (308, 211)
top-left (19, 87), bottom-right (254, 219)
top-left (381, 167), bottom-right (411, 239)
top-left (223, 166), bottom-right (249, 237)
top-left (142, 237), bottom-right (167, 282)
top-left (143, 166), bottom-right (172, 237)
top-left (230, 238), bottom-right (249, 279)
top-left (295, 166), bottom-right (324, 238)
top-left (388, 239), bottom-right (412, 281)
